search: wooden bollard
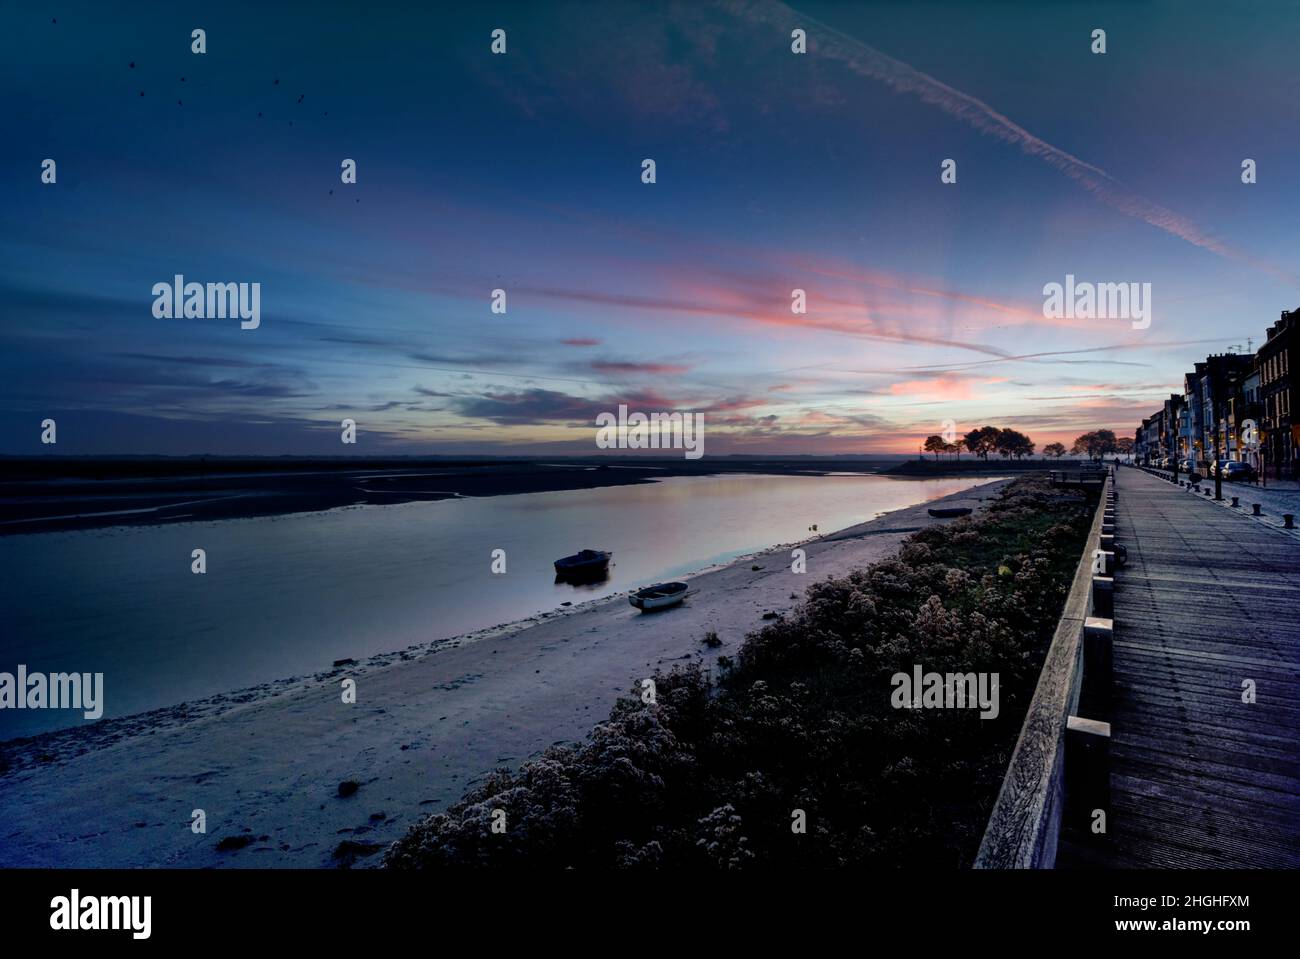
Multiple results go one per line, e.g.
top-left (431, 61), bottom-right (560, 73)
top-left (1065, 714), bottom-right (1111, 836)
top-left (1083, 617), bottom-right (1114, 688)
top-left (1231, 496), bottom-right (1239, 507)
top-left (1286, 514), bottom-right (1296, 529)
top-left (1253, 503), bottom-right (1262, 515)
top-left (1091, 576), bottom-right (1114, 618)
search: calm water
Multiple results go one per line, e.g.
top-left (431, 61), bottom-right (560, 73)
top-left (0, 473), bottom-right (995, 738)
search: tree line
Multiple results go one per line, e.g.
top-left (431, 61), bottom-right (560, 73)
top-left (922, 426), bottom-right (1035, 460)
top-left (1068, 429), bottom-right (1134, 460)
top-left (921, 426), bottom-right (1135, 461)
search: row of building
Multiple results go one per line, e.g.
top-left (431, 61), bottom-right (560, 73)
top-left (1134, 309), bottom-right (1298, 479)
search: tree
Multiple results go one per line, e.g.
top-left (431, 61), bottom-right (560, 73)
top-left (923, 434), bottom-right (947, 461)
top-left (963, 426), bottom-right (1000, 461)
top-left (1043, 442), bottom-right (1067, 459)
top-left (1071, 429), bottom-right (1118, 461)
top-left (1115, 437), bottom-right (1135, 456)
top-left (996, 428), bottom-right (1035, 460)
top-left (944, 442), bottom-right (961, 460)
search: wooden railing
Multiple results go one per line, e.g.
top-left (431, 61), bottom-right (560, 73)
top-left (1048, 467), bottom-right (1108, 488)
top-left (974, 474), bottom-right (1115, 868)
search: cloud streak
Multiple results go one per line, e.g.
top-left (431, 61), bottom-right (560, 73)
top-left (740, 0), bottom-right (1296, 285)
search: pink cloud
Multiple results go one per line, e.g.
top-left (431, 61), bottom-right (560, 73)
top-left (888, 374), bottom-right (1007, 401)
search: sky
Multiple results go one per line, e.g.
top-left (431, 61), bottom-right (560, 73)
top-left (3, 0), bottom-right (1298, 456)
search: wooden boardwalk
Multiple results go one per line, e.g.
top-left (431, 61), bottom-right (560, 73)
top-left (1060, 467), bottom-right (1300, 867)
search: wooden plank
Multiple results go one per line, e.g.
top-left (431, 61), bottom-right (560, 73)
top-left (1056, 467), bottom-right (1300, 868)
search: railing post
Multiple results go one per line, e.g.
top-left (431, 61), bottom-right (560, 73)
top-left (1065, 715), bottom-right (1111, 839)
top-left (1083, 616), bottom-right (1113, 692)
top-left (1091, 576), bottom-right (1114, 618)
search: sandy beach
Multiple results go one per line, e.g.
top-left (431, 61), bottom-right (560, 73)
top-left (0, 479), bottom-right (1009, 868)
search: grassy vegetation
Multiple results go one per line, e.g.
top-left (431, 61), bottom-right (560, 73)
top-left (384, 475), bottom-right (1093, 869)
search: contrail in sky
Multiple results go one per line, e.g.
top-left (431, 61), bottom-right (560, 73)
top-left (732, 0), bottom-right (1296, 286)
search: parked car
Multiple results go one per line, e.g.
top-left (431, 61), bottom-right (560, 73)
top-left (1220, 461), bottom-right (1257, 482)
top-left (1178, 459), bottom-right (1194, 472)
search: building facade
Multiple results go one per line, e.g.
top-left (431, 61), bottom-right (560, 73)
top-left (1134, 308), bottom-right (1299, 479)
top-left (1259, 309), bottom-right (1298, 480)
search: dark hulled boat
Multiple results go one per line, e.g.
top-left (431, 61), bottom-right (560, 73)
top-left (927, 506), bottom-right (972, 518)
top-left (554, 549), bottom-right (612, 580)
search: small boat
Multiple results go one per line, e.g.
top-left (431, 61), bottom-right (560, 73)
top-left (928, 506), bottom-right (972, 519)
top-left (629, 581), bottom-right (689, 611)
top-left (554, 549), bottom-right (612, 578)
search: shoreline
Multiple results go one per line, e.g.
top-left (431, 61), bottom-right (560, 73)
top-left (0, 457), bottom-right (912, 536)
top-left (0, 477), bottom-right (1011, 868)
